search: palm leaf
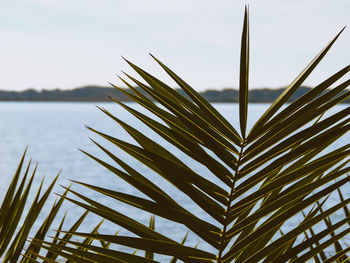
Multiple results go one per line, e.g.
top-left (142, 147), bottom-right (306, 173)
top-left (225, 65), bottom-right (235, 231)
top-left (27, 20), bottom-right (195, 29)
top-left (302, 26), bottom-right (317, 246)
top-left (40, 8), bottom-right (350, 263)
top-left (0, 150), bottom-right (61, 262)
top-left (247, 26), bottom-right (346, 141)
top-left (239, 6), bottom-right (249, 139)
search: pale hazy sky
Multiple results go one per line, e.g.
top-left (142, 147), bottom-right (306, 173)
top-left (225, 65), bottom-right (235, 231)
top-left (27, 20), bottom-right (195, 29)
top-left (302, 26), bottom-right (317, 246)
top-left (0, 0), bottom-right (349, 91)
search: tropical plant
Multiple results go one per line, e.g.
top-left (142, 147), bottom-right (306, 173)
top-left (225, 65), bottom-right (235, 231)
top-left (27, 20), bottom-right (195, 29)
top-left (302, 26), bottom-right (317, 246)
top-left (0, 149), bottom-right (62, 262)
top-left (0, 150), bottom-right (92, 263)
top-left (31, 7), bottom-right (350, 262)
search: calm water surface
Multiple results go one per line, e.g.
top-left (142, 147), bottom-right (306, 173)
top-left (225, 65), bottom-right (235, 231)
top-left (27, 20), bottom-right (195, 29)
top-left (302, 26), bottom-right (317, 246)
top-left (0, 102), bottom-right (349, 258)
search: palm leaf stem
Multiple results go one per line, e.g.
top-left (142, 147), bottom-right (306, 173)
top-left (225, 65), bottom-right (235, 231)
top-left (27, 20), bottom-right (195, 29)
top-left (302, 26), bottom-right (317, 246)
top-left (217, 144), bottom-right (245, 262)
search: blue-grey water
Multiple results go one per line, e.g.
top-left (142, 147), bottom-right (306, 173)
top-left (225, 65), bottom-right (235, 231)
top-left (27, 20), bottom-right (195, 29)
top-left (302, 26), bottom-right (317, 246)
top-left (0, 102), bottom-right (349, 260)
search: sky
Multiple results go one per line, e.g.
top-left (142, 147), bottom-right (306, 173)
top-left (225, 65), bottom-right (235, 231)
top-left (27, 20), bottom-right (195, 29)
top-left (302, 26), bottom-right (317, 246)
top-left (0, 0), bottom-right (349, 91)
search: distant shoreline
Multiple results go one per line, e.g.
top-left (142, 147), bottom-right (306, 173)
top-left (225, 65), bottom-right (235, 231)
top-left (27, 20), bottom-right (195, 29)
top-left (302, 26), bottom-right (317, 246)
top-left (0, 100), bottom-right (280, 104)
top-left (1, 85), bottom-right (349, 103)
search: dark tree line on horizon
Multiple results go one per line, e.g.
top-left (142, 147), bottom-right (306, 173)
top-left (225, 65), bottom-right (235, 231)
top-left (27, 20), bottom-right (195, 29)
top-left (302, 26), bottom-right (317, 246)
top-left (0, 85), bottom-right (349, 103)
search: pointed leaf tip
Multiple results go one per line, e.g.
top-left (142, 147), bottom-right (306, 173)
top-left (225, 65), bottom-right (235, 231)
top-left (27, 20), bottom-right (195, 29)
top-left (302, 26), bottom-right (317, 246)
top-left (239, 4), bottom-right (250, 139)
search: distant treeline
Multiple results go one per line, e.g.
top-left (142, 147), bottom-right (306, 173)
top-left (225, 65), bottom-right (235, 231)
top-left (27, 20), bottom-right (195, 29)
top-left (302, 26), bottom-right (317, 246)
top-left (0, 85), bottom-right (349, 103)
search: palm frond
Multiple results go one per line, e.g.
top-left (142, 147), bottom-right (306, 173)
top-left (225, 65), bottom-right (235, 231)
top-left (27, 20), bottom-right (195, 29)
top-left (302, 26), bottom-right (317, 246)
top-left (0, 150), bottom-right (61, 262)
top-left (40, 8), bottom-right (349, 263)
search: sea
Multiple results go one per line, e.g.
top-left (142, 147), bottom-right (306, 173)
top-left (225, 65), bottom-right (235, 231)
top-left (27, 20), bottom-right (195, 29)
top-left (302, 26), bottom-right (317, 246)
top-left (0, 102), bottom-right (349, 260)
